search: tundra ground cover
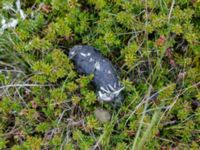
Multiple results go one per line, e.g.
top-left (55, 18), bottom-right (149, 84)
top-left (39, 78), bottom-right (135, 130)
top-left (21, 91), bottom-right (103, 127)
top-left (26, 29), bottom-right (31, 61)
top-left (0, 0), bottom-right (200, 149)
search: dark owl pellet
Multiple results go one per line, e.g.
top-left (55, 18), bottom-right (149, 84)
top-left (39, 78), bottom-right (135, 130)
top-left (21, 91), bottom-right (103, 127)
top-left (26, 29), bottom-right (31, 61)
top-left (69, 45), bottom-right (124, 102)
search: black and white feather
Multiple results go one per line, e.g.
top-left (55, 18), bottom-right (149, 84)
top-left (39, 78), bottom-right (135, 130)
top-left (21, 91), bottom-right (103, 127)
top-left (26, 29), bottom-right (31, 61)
top-left (69, 45), bottom-right (124, 102)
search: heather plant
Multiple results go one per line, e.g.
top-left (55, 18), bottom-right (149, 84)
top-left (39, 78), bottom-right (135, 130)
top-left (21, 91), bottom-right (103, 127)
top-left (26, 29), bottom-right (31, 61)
top-left (0, 0), bottom-right (200, 149)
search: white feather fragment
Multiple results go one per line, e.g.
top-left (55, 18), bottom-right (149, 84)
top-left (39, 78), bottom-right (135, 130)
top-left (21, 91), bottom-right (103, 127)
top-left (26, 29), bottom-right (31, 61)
top-left (16, 0), bottom-right (21, 10)
top-left (89, 58), bottom-right (94, 62)
top-left (108, 70), bottom-right (111, 74)
top-left (16, 0), bottom-right (26, 20)
top-left (114, 82), bottom-right (117, 88)
top-left (1, 18), bottom-right (6, 25)
top-left (80, 52), bottom-right (87, 57)
top-left (19, 10), bottom-right (26, 20)
top-left (112, 87), bottom-right (124, 95)
top-left (100, 86), bottom-right (110, 94)
top-left (108, 84), bottom-right (115, 91)
top-left (98, 91), bottom-right (112, 101)
top-left (3, 3), bottom-right (14, 11)
top-left (69, 51), bottom-right (75, 58)
top-left (95, 61), bottom-right (101, 70)
top-left (0, 0), bottom-right (26, 34)
top-left (1, 19), bottom-right (18, 31)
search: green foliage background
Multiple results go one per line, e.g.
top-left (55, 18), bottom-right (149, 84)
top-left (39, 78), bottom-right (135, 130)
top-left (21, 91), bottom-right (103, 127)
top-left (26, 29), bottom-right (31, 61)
top-left (0, 0), bottom-right (200, 149)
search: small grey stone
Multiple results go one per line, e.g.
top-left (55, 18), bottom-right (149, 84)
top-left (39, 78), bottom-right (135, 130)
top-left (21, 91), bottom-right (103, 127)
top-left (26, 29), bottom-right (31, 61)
top-left (94, 108), bottom-right (111, 123)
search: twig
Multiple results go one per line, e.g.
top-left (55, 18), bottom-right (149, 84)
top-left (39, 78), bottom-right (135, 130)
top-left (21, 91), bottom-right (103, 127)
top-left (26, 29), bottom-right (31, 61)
top-left (117, 31), bottom-right (143, 36)
top-left (125, 84), bottom-right (175, 126)
top-left (168, 0), bottom-right (175, 23)
top-left (0, 83), bottom-right (52, 89)
top-left (0, 69), bottom-right (25, 74)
